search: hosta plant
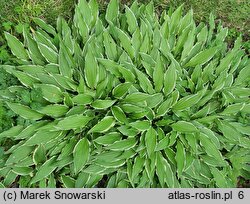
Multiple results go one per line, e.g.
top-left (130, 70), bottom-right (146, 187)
top-left (0, 0), bottom-right (249, 188)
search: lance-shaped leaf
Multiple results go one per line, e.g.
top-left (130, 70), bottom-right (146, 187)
top-left (171, 121), bottom-right (198, 133)
top-left (111, 106), bottom-right (128, 124)
top-left (163, 62), bottom-right (177, 96)
top-left (106, 138), bottom-right (137, 151)
top-left (145, 127), bottom-right (157, 157)
top-left (125, 5), bottom-right (138, 34)
top-left (61, 175), bottom-right (76, 188)
top-left (6, 102), bottom-right (43, 120)
top-left (59, 43), bottom-right (73, 78)
top-left (73, 138), bottom-right (90, 174)
top-left (153, 55), bottom-right (164, 92)
top-left (199, 133), bottom-right (224, 163)
top-left (72, 94), bottom-right (93, 105)
top-left (5, 145), bottom-right (34, 165)
top-left (37, 43), bottom-right (58, 63)
top-left (211, 167), bottom-right (230, 188)
top-left (115, 27), bottom-right (135, 59)
top-left (123, 92), bottom-right (150, 103)
top-left (105, 0), bottom-right (119, 24)
top-left (130, 120), bottom-right (151, 131)
top-left (156, 152), bottom-right (175, 187)
top-left (112, 82), bottom-right (132, 99)
top-left (94, 132), bottom-right (122, 145)
top-left (25, 130), bottom-right (63, 146)
top-left (31, 156), bottom-right (57, 184)
top-left (91, 99), bottom-right (116, 109)
top-left (56, 115), bottom-right (92, 130)
top-left (172, 90), bottom-right (204, 111)
top-left (0, 125), bottom-right (24, 140)
top-left (103, 30), bottom-right (118, 60)
top-left (175, 141), bottom-right (186, 177)
top-left (85, 49), bottom-right (99, 89)
top-left (156, 97), bottom-right (172, 117)
top-left (23, 29), bottom-right (45, 65)
top-left (88, 116), bottom-right (115, 133)
top-left (132, 156), bottom-right (144, 180)
top-left (184, 46), bottom-right (218, 67)
top-left (33, 18), bottom-right (56, 35)
top-left (33, 145), bottom-right (46, 165)
top-left (5, 32), bottom-right (29, 60)
top-left (38, 104), bottom-right (68, 118)
top-left (34, 84), bottom-right (63, 103)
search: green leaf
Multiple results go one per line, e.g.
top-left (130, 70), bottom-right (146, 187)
top-left (111, 106), bottom-right (128, 124)
top-left (85, 49), bottom-right (99, 89)
top-left (91, 99), bottom-right (116, 109)
top-left (155, 137), bottom-right (169, 151)
top-left (115, 27), bottom-right (135, 59)
top-left (153, 55), bottom-right (164, 92)
top-left (132, 156), bottom-right (144, 180)
top-left (112, 82), bottom-right (132, 99)
top-left (171, 121), bottom-right (198, 133)
top-left (7, 69), bottom-right (39, 88)
top-left (73, 138), bottom-right (90, 174)
top-left (210, 167), bottom-right (229, 188)
top-left (25, 130), bottom-right (63, 146)
top-left (145, 127), bottom-right (157, 157)
top-left (163, 62), bottom-right (177, 96)
top-left (89, 0), bottom-right (99, 27)
top-left (75, 7), bottom-right (89, 43)
top-left (172, 90), bottom-right (204, 111)
top-left (146, 93), bottom-right (164, 108)
top-left (34, 84), bottom-right (63, 103)
top-left (199, 133), bottom-right (224, 163)
top-left (77, 0), bottom-right (92, 27)
top-left (33, 145), bottom-right (46, 165)
top-left (184, 46), bottom-right (218, 67)
top-left (6, 102), bottom-right (43, 120)
top-left (15, 121), bottom-right (48, 140)
top-left (23, 30), bottom-right (45, 65)
top-left (72, 94), bottom-right (93, 105)
top-left (37, 43), bottom-right (58, 63)
top-left (123, 92), bottom-right (150, 103)
top-left (88, 116), bottom-right (115, 133)
top-left (0, 125), bottom-right (24, 139)
top-left (106, 0), bottom-right (119, 24)
top-left (38, 105), bottom-right (68, 118)
top-left (5, 32), bottom-right (28, 60)
top-left (130, 120), bottom-right (150, 131)
top-left (156, 98), bottom-right (172, 117)
top-left (94, 132), bottom-right (122, 145)
top-left (31, 156), bottom-right (57, 184)
top-left (103, 30), bottom-right (118, 60)
top-left (61, 175), bottom-right (76, 188)
top-left (59, 43), bottom-right (73, 78)
top-left (6, 145), bottom-right (34, 165)
top-left (33, 18), bottom-right (56, 35)
top-left (125, 5), bottom-right (138, 34)
top-left (107, 138), bottom-right (137, 151)
top-left (175, 141), bottom-right (185, 177)
top-left (56, 115), bottom-right (92, 130)
top-left (134, 68), bottom-right (155, 94)
top-left (156, 152), bottom-right (175, 187)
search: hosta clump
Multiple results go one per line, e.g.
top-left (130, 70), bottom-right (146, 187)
top-left (0, 0), bottom-right (249, 188)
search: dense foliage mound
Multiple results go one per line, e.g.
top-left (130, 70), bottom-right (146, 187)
top-left (0, 0), bottom-right (249, 187)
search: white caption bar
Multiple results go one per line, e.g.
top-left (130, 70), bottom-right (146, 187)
top-left (0, 188), bottom-right (249, 204)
